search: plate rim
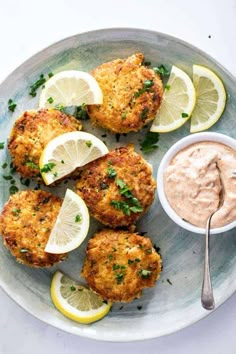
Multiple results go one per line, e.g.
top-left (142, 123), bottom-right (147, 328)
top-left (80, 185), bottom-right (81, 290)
top-left (0, 27), bottom-right (236, 342)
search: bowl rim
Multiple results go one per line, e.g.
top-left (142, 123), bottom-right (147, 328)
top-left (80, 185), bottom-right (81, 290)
top-left (157, 132), bottom-right (236, 235)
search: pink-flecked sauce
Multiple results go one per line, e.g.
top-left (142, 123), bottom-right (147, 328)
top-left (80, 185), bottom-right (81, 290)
top-left (164, 141), bottom-right (236, 228)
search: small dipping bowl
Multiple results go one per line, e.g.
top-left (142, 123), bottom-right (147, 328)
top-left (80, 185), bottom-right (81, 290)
top-left (157, 132), bottom-right (236, 234)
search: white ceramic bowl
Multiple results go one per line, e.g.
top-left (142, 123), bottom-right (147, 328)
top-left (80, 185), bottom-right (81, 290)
top-left (157, 132), bottom-right (236, 234)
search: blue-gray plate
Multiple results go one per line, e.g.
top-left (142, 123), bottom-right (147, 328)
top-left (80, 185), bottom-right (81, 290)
top-left (0, 28), bottom-right (236, 342)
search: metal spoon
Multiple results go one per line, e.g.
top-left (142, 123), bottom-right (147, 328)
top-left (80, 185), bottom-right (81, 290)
top-left (201, 169), bottom-right (224, 310)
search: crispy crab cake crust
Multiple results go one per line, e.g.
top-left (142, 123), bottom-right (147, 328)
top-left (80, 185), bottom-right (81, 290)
top-left (87, 53), bottom-right (163, 133)
top-left (82, 229), bottom-right (162, 302)
top-left (0, 190), bottom-right (66, 267)
top-left (75, 145), bottom-right (156, 228)
top-left (8, 108), bottom-right (82, 180)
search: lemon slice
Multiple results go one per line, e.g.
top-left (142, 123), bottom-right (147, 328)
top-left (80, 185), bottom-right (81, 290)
top-left (39, 131), bottom-right (109, 185)
top-left (39, 70), bottom-right (103, 108)
top-left (51, 271), bottom-right (111, 324)
top-left (150, 66), bottom-right (196, 132)
top-left (45, 189), bottom-right (89, 253)
top-left (190, 65), bottom-right (226, 133)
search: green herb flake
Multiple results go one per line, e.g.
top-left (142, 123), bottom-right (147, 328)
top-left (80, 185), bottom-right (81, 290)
top-left (0, 142), bottom-right (5, 150)
top-left (47, 97), bottom-right (54, 104)
top-left (1, 162), bottom-right (7, 169)
top-left (113, 264), bottom-right (120, 270)
top-left (145, 248), bottom-right (152, 254)
top-left (40, 162), bottom-right (56, 173)
top-left (75, 104), bottom-right (89, 120)
top-left (75, 214), bottom-right (82, 223)
top-left (107, 166), bottom-right (117, 178)
top-left (153, 65), bottom-right (170, 78)
top-left (121, 112), bottom-right (127, 120)
top-left (20, 177), bottom-right (30, 187)
top-left (3, 175), bottom-right (13, 180)
top-left (61, 160), bottom-right (64, 164)
top-left (137, 305), bottom-right (142, 310)
top-left (140, 131), bottom-right (159, 153)
top-left (54, 104), bottom-right (65, 112)
top-left (48, 72), bottom-right (54, 78)
top-left (85, 140), bottom-right (92, 148)
top-left (134, 80), bottom-right (154, 98)
top-left (135, 258), bottom-right (141, 262)
top-left (70, 286), bottom-right (76, 291)
top-left (140, 107), bottom-right (149, 121)
top-left (181, 112), bottom-right (189, 118)
top-left (115, 273), bottom-right (124, 284)
top-left (138, 269), bottom-right (152, 279)
top-left (29, 74), bottom-right (47, 97)
top-left (128, 259), bottom-right (134, 265)
top-left (108, 254), bottom-right (113, 260)
top-left (12, 208), bottom-right (21, 216)
top-left (26, 161), bottom-right (40, 170)
top-left (165, 84), bottom-right (171, 90)
top-left (167, 278), bottom-right (173, 285)
top-left (8, 98), bottom-right (17, 112)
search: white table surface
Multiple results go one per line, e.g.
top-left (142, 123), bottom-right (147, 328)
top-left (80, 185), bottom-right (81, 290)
top-left (0, 0), bottom-right (236, 353)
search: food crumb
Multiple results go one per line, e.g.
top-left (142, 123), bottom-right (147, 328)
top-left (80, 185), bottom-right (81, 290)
top-left (167, 278), bottom-right (172, 285)
top-left (137, 305), bottom-right (142, 310)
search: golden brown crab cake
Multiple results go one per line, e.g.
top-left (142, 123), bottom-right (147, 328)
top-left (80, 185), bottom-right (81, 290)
top-left (8, 108), bottom-right (82, 181)
top-left (75, 145), bottom-right (156, 228)
top-left (82, 229), bottom-right (162, 302)
top-left (0, 190), bottom-right (66, 267)
top-left (87, 53), bottom-right (163, 133)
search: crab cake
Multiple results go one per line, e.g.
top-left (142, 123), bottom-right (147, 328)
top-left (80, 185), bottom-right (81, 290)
top-left (75, 145), bottom-right (156, 228)
top-left (8, 108), bottom-right (82, 180)
top-left (82, 229), bottom-right (162, 302)
top-left (0, 190), bottom-right (66, 267)
top-left (87, 53), bottom-right (163, 133)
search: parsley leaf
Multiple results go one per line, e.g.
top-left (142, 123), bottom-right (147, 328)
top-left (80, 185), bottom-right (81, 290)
top-left (153, 65), bottom-right (170, 78)
top-left (8, 98), bottom-right (17, 112)
top-left (140, 131), bottom-right (159, 153)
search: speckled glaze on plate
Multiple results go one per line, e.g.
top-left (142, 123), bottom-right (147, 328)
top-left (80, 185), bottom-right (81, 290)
top-left (0, 28), bottom-right (236, 342)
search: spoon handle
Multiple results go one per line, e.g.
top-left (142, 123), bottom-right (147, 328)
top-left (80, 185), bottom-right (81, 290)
top-left (201, 216), bottom-right (215, 310)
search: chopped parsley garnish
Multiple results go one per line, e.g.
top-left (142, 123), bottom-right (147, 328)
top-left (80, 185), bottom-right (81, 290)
top-left (0, 142), bottom-right (5, 149)
top-left (54, 104), bottom-right (65, 112)
top-left (20, 177), bottom-right (30, 187)
top-left (12, 208), bottom-right (21, 216)
top-left (153, 65), bottom-right (170, 78)
top-left (85, 140), bottom-right (92, 148)
top-left (9, 185), bottom-right (19, 195)
top-left (165, 84), bottom-right (171, 90)
top-left (75, 104), bottom-right (89, 120)
top-left (100, 182), bottom-right (109, 190)
top-left (137, 305), bottom-right (142, 310)
top-left (128, 259), bottom-right (134, 265)
top-left (110, 179), bottom-right (143, 216)
top-left (113, 264), bottom-right (120, 270)
top-left (115, 273), bottom-right (124, 284)
top-left (8, 98), bottom-right (17, 112)
top-left (181, 112), bottom-right (189, 118)
top-left (107, 166), bottom-right (117, 178)
top-left (121, 112), bottom-right (127, 120)
top-left (26, 161), bottom-right (40, 170)
top-left (75, 214), bottom-right (82, 223)
top-left (47, 97), bottom-right (54, 104)
top-left (167, 278), bottom-right (173, 285)
top-left (3, 175), bottom-right (13, 180)
top-left (29, 73), bottom-right (53, 97)
top-left (138, 269), bottom-right (152, 279)
top-left (42, 196), bottom-right (50, 204)
top-left (61, 160), bottom-right (64, 164)
top-left (134, 80), bottom-right (154, 98)
top-left (1, 162), bottom-right (7, 169)
top-left (40, 162), bottom-right (56, 173)
top-left (140, 131), bottom-right (159, 153)
top-left (70, 286), bottom-right (76, 291)
top-left (140, 107), bottom-right (149, 121)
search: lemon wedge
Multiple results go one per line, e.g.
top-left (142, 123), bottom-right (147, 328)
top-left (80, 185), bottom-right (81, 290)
top-left (150, 65), bottom-right (196, 132)
top-left (39, 70), bottom-right (103, 108)
top-left (39, 131), bottom-right (109, 185)
top-left (51, 271), bottom-right (111, 324)
top-left (45, 189), bottom-right (89, 254)
top-left (190, 65), bottom-right (226, 133)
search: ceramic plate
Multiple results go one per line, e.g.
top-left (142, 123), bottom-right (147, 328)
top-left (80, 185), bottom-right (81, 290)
top-left (0, 28), bottom-right (236, 342)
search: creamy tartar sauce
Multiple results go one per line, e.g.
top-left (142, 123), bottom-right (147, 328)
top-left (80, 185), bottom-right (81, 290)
top-left (164, 141), bottom-right (236, 228)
